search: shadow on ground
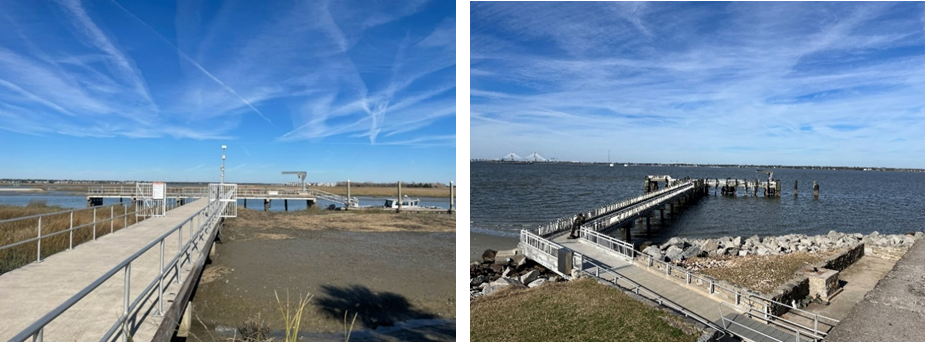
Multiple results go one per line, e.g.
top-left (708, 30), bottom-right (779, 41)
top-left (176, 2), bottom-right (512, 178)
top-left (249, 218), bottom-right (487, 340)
top-left (313, 285), bottom-right (456, 341)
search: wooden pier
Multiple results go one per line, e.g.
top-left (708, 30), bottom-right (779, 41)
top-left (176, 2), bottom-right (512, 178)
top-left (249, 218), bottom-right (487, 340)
top-left (87, 186), bottom-right (362, 211)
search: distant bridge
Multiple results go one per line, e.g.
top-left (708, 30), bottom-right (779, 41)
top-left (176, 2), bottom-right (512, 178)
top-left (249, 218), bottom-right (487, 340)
top-left (500, 152), bottom-right (547, 162)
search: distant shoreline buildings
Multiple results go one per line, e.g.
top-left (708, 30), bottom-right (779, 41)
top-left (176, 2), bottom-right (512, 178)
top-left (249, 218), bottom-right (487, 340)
top-left (468, 160), bottom-right (925, 173)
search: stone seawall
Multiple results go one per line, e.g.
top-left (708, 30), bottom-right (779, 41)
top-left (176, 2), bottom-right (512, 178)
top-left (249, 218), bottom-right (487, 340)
top-left (641, 230), bottom-right (921, 263)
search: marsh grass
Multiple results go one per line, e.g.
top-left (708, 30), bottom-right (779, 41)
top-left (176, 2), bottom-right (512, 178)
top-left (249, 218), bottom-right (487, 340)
top-left (0, 203), bottom-right (152, 274)
top-left (275, 290), bottom-right (312, 342)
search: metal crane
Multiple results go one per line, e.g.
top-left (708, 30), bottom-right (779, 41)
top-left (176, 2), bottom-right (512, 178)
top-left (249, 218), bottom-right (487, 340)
top-left (281, 171), bottom-right (307, 192)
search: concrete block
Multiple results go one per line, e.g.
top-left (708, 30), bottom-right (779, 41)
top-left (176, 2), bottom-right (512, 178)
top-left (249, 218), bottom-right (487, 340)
top-left (803, 266), bottom-right (839, 301)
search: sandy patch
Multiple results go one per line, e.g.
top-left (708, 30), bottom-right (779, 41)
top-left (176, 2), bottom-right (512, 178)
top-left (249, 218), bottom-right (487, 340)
top-left (200, 265), bottom-right (232, 285)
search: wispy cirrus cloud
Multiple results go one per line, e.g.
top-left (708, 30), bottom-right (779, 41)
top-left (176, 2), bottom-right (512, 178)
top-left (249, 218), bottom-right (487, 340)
top-left (0, 0), bottom-right (454, 146)
top-left (471, 2), bottom-right (925, 167)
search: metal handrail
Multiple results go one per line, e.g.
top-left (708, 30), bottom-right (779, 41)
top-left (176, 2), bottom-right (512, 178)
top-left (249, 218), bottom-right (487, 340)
top-left (641, 252), bottom-right (836, 338)
top-left (578, 257), bottom-right (728, 338)
top-left (531, 180), bottom-right (694, 237)
top-left (722, 301), bottom-right (825, 342)
top-left (9, 196), bottom-right (227, 342)
top-left (718, 302), bottom-right (788, 342)
top-left (578, 228), bottom-right (635, 259)
top-left (0, 203), bottom-right (124, 225)
top-left (0, 201), bottom-right (189, 267)
top-left (584, 183), bottom-right (695, 231)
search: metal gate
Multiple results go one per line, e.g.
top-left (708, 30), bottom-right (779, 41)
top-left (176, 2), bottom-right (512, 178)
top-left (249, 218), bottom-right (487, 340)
top-left (209, 183), bottom-right (237, 218)
top-left (136, 182), bottom-right (166, 218)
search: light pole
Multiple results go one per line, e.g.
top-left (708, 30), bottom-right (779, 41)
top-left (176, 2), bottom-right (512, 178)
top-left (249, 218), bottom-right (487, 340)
top-left (221, 145), bottom-right (226, 186)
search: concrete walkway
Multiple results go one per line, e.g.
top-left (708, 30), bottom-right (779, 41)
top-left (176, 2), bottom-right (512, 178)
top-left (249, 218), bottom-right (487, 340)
top-left (0, 199), bottom-right (209, 341)
top-left (553, 234), bottom-right (725, 322)
top-left (826, 238), bottom-right (925, 342)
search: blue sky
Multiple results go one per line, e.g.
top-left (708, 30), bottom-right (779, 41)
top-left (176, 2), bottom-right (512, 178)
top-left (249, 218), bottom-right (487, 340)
top-left (470, 2), bottom-right (925, 168)
top-left (0, 0), bottom-right (455, 184)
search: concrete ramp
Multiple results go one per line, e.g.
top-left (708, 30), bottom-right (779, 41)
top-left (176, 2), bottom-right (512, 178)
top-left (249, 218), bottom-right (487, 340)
top-left (716, 313), bottom-right (799, 342)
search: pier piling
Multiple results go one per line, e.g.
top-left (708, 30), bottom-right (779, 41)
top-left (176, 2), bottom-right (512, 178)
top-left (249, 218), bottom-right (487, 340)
top-left (813, 181), bottom-right (819, 198)
top-left (397, 181), bottom-right (402, 213)
top-left (794, 180), bottom-right (798, 197)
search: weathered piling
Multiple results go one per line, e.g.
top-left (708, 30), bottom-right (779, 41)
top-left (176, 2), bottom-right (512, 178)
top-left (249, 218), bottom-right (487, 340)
top-left (813, 181), bottom-right (819, 198)
top-left (449, 181), bottom-right (455, 214)
top-left (264, 199), bottom-right (270, 211)
top-left (794, 180), bottom-right (798, 197)
top-left (397, 181), bottom-right (402, 213)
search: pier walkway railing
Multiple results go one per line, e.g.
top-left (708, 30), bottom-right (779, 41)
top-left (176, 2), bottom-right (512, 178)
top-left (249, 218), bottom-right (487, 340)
top-left (8, 188), bottom-right (231, 342)
top-left (89, 186), bottom-right (359, 207)
top-left (531, 180), bottom-right (695, 237)
top-left (0, 201), bottom-right (187, 274)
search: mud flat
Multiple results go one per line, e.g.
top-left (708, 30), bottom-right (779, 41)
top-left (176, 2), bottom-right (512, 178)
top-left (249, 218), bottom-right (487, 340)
top-left (189, 208), bottom-right (455, 340)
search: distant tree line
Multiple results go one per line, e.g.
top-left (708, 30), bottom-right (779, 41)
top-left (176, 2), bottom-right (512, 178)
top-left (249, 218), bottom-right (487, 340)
top-left (334, 181), bottom-right (452, 188)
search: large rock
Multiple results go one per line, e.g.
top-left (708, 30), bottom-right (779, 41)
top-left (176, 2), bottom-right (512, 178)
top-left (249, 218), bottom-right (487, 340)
top-left (665, 245), bottom-right (684, 261)
top-left (701, 240), bottom-right (720, 253)
top-left (520, 269), bottom-right (540, 285)
top-left (661, 237), bottom-right (683, 250)
top-left (511, 254), bottom-right (527, 268)
top-left (732, 236), bottom-right (742, 246)
top-left (680, 245), bottom-right (703, 260)
top-left (915, 232), bottom-right (924, 239)
top-left (738, 250), bottom-right (749, 257)
top-left (494, 248), bottom-right (519, 264)
top-left (481, 278), bottom-right (526, 296)
top-left (643, 245), bottom-right (663, 258)
top-left (481, 249), bottom-right (497, 263)
top-left (471, 275), bottom-right (487, 287)
top-left (757, 246), bottom-right (770, 256)
top-left (527, 278), bottom-right (547, 288)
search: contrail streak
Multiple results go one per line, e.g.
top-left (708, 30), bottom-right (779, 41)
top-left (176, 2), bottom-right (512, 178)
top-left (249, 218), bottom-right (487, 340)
top-left (110, 0), bottom-right (275, 127)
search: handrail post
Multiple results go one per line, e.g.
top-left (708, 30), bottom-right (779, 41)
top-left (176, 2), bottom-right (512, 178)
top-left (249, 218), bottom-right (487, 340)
top-left (37, 217), bottom-right (42, 262)
top-left (93, 207), bottom-right (97, 241)
top-left (110, 206), bottom-right (114, 234)
top-left (124, 203), bottom-right (127, 228)
top-left (69, 212), bottom-right (73, 250)
top-left (123, 262), bottom-right (131, 342)
top-left (33, 328), bottom-right (42, 342)
top-left (157, 239), bottom-right (164, 316)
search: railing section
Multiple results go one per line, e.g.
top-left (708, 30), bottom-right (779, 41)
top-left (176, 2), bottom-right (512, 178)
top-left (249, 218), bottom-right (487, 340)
top-left (10, 189), bottom-right (232, 342)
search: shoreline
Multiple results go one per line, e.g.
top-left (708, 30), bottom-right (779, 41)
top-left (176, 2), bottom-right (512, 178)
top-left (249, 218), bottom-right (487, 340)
top-left (470, 231), bottom-right (518, 262)
top-left (0, 188), bottom-right (44, 192)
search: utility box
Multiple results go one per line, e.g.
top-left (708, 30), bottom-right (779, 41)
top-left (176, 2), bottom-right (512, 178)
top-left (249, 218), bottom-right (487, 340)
top-left (558, 248), bottom-right (574, 275)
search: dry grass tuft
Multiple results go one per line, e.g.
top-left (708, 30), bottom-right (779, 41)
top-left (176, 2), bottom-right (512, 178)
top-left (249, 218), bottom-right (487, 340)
top-left (684, 252), bottom-right (836, 294)
top-left (470, 278), bottom-right (700, 342)
top-left (0, 203), bottom-right (150, 274)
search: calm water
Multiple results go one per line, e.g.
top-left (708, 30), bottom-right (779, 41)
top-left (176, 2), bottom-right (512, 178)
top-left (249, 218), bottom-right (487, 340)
top-left (471, 162), bottom-right (925, 240)
top-left (0, 193), bottom-right (452, 211)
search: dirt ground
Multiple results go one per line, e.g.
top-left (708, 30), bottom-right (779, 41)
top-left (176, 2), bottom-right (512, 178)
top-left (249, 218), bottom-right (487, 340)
top-left (187, 208), bottom-right (455, 340)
